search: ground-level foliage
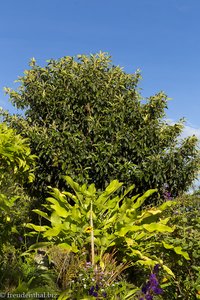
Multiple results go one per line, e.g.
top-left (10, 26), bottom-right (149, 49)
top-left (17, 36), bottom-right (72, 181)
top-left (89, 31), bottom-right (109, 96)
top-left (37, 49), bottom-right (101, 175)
top-left (1, 170), bottom-right (199, 298)
top-left (156, 194), bottom-right (200, 299)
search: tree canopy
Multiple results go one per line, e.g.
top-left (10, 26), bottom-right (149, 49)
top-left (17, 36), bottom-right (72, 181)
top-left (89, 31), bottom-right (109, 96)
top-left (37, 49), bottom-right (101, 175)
top-left (4, 52), bottom-right (200, 202)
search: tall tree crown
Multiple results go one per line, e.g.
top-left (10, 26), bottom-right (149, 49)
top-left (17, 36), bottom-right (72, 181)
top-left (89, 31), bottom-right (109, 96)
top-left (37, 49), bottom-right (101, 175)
top-left (4, 52), bottom-right (200, 202)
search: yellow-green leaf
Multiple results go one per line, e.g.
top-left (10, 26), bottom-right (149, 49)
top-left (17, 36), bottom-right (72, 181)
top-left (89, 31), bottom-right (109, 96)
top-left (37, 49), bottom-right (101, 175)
top-left (26, 223), bottom-right (48, 232)
top-left (43, 226), bottom-right (61, 237)
top-left (174, 246), bottom-right (190, 260)
top-left (162, 265), bottom-right (175, 277)
top-left (162, 242), bottom-right (190, 260)
top-left (143, 223), bottom-right (174, 233)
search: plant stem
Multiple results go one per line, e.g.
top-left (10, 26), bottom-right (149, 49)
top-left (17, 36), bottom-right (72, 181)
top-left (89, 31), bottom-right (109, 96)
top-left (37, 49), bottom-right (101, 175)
top-left (90, 200), bottom-right (95, 266)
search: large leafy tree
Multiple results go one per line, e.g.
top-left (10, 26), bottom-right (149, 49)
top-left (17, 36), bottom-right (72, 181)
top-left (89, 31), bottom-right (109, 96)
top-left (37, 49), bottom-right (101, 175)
top-left (3, 52), bottom-right (200, 202)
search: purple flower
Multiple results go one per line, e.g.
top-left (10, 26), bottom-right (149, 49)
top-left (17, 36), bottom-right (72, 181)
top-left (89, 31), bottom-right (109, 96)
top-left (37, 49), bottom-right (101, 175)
top-left (152, 286), bottom-right (163, 295)
top-left (162, 183), bottom-right (173, 200)
top-left (140, 264), bottom-right (163, 298)
top-left (163, 191), bottom-right (173, 200)
top-left (88, 285), bottom-right (100, 297)
top-left (89, 286), bottom-right (95, 295)
top-left (142, 281), bottom-right (151, 294)
top-left (93, 292), bottom-right (98, 297)
top-left (149, 273), bottom-right (158, 287)
top-left (145, 295), bottom-right (153, 300)
top-left (149, 273), bottom-right (157, 282)
top-left (153, 264), bottom-right (160, 273)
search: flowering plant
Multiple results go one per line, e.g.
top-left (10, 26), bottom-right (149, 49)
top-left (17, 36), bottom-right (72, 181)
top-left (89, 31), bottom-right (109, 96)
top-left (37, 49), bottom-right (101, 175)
top-left (57, 253), bottom-right (138, 299)
top-left (138, 264), bottom-right (163, 300)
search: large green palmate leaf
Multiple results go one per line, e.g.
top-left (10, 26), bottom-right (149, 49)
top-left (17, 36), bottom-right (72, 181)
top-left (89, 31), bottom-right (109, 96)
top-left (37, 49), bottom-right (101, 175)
top-left (43, 225), bottom-right (62, 237)
top-left (132, 189), bottom-right (157, 210)
top-left (26, 224), bottom-right (49, 232)
top-left (32, 209), bottom-right (50, 221)
top-left (27, 176), bottom-right (188, 281)
top-left (116, 225), bottom-right (143, 237)
top-left (50, 204), bottom-right (69, 218)
top-left (96, 180), bottom-right (123, 206)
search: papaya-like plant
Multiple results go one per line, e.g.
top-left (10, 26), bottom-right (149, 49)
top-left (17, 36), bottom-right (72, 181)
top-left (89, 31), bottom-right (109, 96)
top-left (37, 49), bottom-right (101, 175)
top-left (27, 176), bottom-right (189, 276)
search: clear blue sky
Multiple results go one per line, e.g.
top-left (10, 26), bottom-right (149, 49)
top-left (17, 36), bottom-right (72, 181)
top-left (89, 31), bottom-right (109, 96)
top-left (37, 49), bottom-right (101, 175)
top-left (0, 0), bottom-right (200, 137)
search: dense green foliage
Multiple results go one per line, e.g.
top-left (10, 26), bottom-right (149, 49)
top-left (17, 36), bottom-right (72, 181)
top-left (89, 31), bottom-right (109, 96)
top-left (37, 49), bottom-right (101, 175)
top-left (156, 194), bottom-right (200, 299)
top-left (0, 53), bottom-right (200, 299)
top-left (26, 177), bottom-right (191, 299)
top-left (0, 124), bottom-right (40, 292)
top-left (0, 122), bottom-right (35, 185)
top-left (28, 177), bottom-right (187, 272)
top-left (4, 53), bottom-right (200, 203)
top-left (0, 123), bottom-right (36, 251)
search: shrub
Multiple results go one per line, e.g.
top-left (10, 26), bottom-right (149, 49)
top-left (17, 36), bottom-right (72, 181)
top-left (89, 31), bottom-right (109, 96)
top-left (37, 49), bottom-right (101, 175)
top-left (155, 194), bottom-right (200, 299)
top-left (27, 176), bottom-right (188, 279)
